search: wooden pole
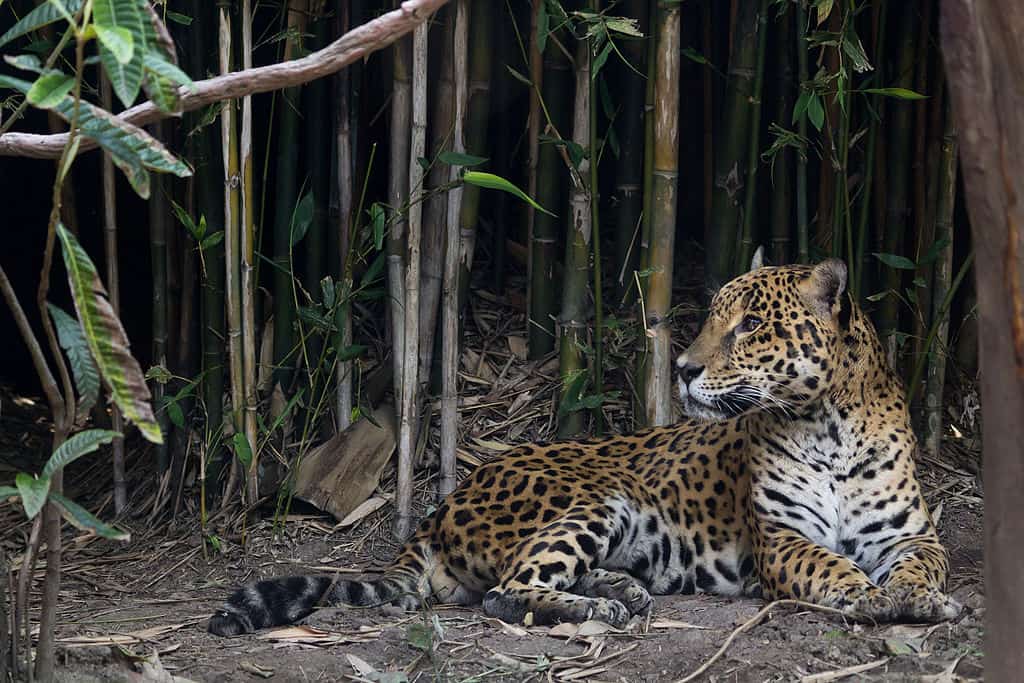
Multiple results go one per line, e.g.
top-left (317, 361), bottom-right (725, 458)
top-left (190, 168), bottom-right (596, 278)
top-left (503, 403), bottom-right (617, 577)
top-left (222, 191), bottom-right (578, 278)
top-left (940, 1), bottom-right (1024, 679)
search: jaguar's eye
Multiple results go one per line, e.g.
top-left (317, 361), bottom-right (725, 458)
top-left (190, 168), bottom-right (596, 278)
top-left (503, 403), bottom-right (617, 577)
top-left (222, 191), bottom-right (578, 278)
top-left (737, 315), bottom-right (763, 334)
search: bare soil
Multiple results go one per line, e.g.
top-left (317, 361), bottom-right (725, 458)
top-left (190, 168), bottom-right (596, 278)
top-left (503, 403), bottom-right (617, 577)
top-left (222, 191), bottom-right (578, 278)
top-left (36, 456), bottom-right (982, 683)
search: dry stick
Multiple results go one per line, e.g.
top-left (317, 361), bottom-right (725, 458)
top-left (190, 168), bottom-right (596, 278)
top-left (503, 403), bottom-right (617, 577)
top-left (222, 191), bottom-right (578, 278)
top-left (387, 32), bottom-right (412, 423)
top-left (240, 0), bottom-right (260, 498)
top-left (219, 2), bottom-right (245, 505)
top-left (336, 2), bottom-right (354, 434)
top-left (440, 0), bottom-right (468, 498)
top-left (0, 0), bottom-right (452, 159)
top-left (674, 600), bottom-right (851, 683)
top-left (643, 4), bottom-right (680, 427)
top-left (100, 74), bottom-right (127, 514)
top-left (396, 21), bottom-right (428, 540)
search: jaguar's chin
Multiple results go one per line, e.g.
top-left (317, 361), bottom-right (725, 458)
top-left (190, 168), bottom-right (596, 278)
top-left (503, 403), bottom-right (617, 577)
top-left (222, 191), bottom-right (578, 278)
top-left (677, 393), bottom-right (730, 422)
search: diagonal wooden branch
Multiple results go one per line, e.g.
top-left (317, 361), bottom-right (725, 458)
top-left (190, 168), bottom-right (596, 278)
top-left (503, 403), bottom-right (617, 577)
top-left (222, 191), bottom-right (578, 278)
top-left (0, 0), bottom-right (450, 159)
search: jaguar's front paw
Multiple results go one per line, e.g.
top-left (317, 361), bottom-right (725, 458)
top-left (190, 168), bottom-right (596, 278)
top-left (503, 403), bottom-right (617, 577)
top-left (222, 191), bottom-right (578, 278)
top-left (840, 586), bottom-right (898, 623)
top-left (886, 583), bottom-right (963, 623)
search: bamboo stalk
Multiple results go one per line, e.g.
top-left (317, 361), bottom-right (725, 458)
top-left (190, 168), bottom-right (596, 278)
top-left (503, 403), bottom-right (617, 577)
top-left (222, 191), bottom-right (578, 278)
top-left (100, 73), bottom-right (127, 513)
top-left (643, 1), bottom-right (679, 426)
top-left (418, 7), bottom-right (455, 383)
top-left (388, 30), bottom-right (412, 422)
top-left (396, 20), bottom-right (428, 540)
top-left (525, 0), bottom-right (542, 322)
top-left (701, 0), bottom-right (714, 254)
top-left (336, 2), bottom-right (355, 433)
top-left (706, 0), bottom-right (762, 290)
top-left (149, 120), bottom-right (170, 475)
top-left (768, 6), bottom-right (793, 265)
top-left (613, 0), bottom-right (649, 304)
top-left (818, 9), bottom-right (842, 256)
top-left (240, 0), bottom-right (259, 500)
top-left (558, 36), bottom-right (593, 439)
top-left (794, 2), bottom-right (809, 264)
top-left (736, 0), bottom-right (770, 274)
top-left (922, 98), bottom-right (957, 456)
top-left (588, 0), bottom-right (603, 435)
top-left (219, 1), bottom-right (244, 502)
top-left (440, 0), bottom-right (468, 498)
top-left (529, 19), bottom-right (573, 359)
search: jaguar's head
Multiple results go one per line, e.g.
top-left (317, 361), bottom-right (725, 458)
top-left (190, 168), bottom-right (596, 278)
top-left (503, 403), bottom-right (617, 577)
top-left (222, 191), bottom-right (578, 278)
top-left (677, 258), bottom-right (850, 421)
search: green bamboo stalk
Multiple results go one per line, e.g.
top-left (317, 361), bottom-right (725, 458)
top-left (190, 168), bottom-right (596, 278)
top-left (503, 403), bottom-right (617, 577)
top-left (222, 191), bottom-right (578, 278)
top-left (150, 120), bottom-right (170, 475)
top-left (701, 0), bottom-right (714, 255)
top-left (524, 0), bottom-right (542, 315)
top-left (303, 3), bottom-right (330, 358)
top-left (558, 36), bottom-right (592, 439)
top-left (490, 5), bottom-right (513, 295)
top-left (271, 0), bottom-right (307, 395)
top-left (794, 2), bottom-right (809, 264)
top-left (529, 17), bottom-right (572, 359)
top-left (736, 0), bottom-right (770, 275)
top-left (768, 6), bottom-right (794, 266)
top-left (706, 0), bottom-right (763, 291)
top-left (642, 0), bottom-right (679, 426)
top-left (589, 0), bottom-right (603, 435)
top-left (819, 9), bottom-right (842, 257)
top-left (921, 99), bottom-right (958, 455)
top-left (876, 0), bottom-right (920, 358)
top-left (387, 29), bottom-right (411, 421)
top-left (612, 0), bottom-right (649, 304)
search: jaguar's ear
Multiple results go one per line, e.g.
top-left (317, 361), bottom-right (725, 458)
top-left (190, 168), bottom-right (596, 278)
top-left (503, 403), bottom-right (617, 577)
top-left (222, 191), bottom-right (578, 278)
top-left (801, 258), bottom-right (848, 319)
top-left (748, 245), bottom-right (767, 272)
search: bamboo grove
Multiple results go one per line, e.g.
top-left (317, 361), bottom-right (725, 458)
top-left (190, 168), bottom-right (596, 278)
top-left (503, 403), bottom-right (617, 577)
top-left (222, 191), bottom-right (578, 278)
top-left (0, 0), bottom-right (977, 675)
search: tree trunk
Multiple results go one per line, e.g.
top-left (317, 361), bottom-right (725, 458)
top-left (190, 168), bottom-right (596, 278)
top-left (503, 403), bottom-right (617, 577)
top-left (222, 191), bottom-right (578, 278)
top-left (940, 2), bottom-right (1024, 678)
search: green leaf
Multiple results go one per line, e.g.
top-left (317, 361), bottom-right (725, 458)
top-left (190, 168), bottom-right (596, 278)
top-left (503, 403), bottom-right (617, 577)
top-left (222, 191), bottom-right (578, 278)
top-left (320, 276), bottom-right (336, 309)
top-left (369, 203), bottom-right (385, 251)
top-left (591, 42), bottom-right (613, 79)
top-left (463, 171), bottom-right (555, 217)
top-left (918, 237), bottom-right (952, 266)
top-left (166, 400), bottom-right (185, 429)
top-left (93, 0), bottom-right (145, 108)
top-left (438, 151), bottom-right (488, 167)
top-left (15, 472), bottom-right (50, 520)
top-left (144, 364), bottom-right (172, 383)
top-left (4, 54), bottom-right (44, 73)
top-left (872, 252), bottom-right (917, 270)
top-left (58, 224), bottom-right (162, 443)
top-left (290, 192), bottom-right (315, 247)
top-left (232, 433), bottom-right (253, 469)
top-left (0, 0), bottom-right (85, 49)
top-left (504, 64), bottom-right (533, 87)
top-left (681, 47), bottom-right (709, 66)
top-left (170, 200), bottom-right (201, 239)
top-left (792, 91), bottom-right (810, 125)
top-left (142, 52), bottom-right (195, 90)
top-left (49, 492), bottom-right (130, 540)
top-left (536, 0), bottom-right (549, 55)
top-left (26, 72), bottom-right (74, 108)
top-left (48, 304), bottom-right (101, 421)
top-left (406, 623), bottom-right (433, 651)
top-left (165, 10), bottom-right (193, 26)
top-left (199, 231), bottom-right (224, 251)
top-left (807, 93), bottom-right (825, 131)
top-left (43, 429), bottom-right (121, 479)
top-left (861, 87), bottom-right (927, 100)
top-left (362, 251), bottom-right (386, 288)
top-left (95, 24), bottom-right (135, 64)
top-left (866, 290), bottom-right (889, 302)
top-left (338, 344), bottom-right (367, 362)
top-left (0, 486), bottom-right (19, 500)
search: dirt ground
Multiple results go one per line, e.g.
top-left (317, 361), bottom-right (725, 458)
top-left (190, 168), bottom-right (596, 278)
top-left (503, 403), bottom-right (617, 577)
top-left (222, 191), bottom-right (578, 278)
top-left (30, 450), bottom-right (982, 683)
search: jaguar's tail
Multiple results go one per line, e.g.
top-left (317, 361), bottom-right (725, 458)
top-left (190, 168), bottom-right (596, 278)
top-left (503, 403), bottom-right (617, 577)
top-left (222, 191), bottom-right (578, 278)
top-left (208, 538), bottom-right (429, 636)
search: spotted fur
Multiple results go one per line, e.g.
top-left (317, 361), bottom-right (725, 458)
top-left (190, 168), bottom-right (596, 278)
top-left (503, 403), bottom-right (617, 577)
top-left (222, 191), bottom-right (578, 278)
top-left (208, 259), bottom-right (959, 636)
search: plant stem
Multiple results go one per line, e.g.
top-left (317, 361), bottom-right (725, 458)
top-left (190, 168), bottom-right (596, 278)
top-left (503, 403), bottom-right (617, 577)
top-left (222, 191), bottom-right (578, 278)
top-left (736, 0), bottom-right (769, 274)
top-left (794, 2), bottom-right (809, 264)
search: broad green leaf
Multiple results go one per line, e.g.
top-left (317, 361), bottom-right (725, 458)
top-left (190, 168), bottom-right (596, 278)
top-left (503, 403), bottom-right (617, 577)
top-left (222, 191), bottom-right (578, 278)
top-left (861, 87), bottom-right (927, 100)
top-left (165, 10), bottom-right (193, 26)
top-left (592, 42), bottom-right (613, 79)
top-left (199, 231), bottom-right (224, 251)
top-left (290, 192), bottom-right (315, 247)
top-left (165, 399), bottom-right (185, 429)
top-left (463, 171), bottom-right (555, 217)
top-left (807, 93), bottom-right (825, 131)
top-left (142, 53), bottom-right (195, 90)
top-left (0, 75), bottom-right (191, 198)
top-left (919, 237), bottom-right (952, 266)
top-left (792, 90), bottom-right (810, 125)
top-left (438, 151), bottom-right (488, 167)
top-left (137, 1), bottom-right (182, 112)
top-left (58, 224), bottom-right (163, 443)
top-left (0, 0), bottom-right (85, 49)
top-left (26, 72), bottom-right (74, 108)
top-left (362, 251), bottom-right (386, 287)
top-left (605, 16), bottom-right (642, 37)
top-left (42, 429), bottom-right (120, 479)
top-left (681, 47), bottom-right (709, 66)
top-left (872, 252), bottom-right (917, 270)
top-left (94, 24), bottom-right (134, 64)
top-left (232, 433), bottom-right (253, 469)
top-left (15, 472), bottom-right (50, 520)
top-left (0, 486), bottom-right (19, 500)
top-left (170, 200), bottom-right (201, 239)
top-left (142, 67), bottom-right (179, 113)
top-left (93, 0), bottom-right (146, 108)
top-left (144, 364), bottom-right (172, 383)
top-left (320, 276), bottom-right (336, 309)
top-left (369, 203), bottom-right (385, 251)
top-left (49, 492), bottom-right (130, 540)
top-left (48, 303), bottom-right (101, 421)
top-left (4, 54), bottom-right (44, 73)
top-left (815, 0), bottom-right (835, 25)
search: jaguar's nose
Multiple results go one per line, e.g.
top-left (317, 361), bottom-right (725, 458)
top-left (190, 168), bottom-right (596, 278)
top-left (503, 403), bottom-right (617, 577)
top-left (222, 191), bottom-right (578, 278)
top-left (679, 362), bottom-right (705, 386)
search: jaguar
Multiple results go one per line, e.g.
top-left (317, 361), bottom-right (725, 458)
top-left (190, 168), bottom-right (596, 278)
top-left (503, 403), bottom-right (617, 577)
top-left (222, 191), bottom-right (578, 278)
top-left (209, 258), bottom-right (960, 636)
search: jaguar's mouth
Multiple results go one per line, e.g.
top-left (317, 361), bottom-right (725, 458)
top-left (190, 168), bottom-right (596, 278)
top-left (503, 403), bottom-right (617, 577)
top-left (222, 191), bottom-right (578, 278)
top-left (678, 379), bottom-right (758, 421)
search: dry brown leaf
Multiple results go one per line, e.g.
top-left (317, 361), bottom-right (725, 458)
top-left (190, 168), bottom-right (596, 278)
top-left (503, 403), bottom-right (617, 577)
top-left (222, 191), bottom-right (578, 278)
top-left (238, 661), bottom-right (275, 679)
top-left (257, 316), bottom-right (274, 393)
top-left (472, 437), bottom-right (515, 452)
top-left (651, 619), bottom-right (711, 630)
top-left (800, 658), bottom-right (889, 682)
top-left (547, 619), bottom-right (617, 639)
top-left (487, 618), bottom-right (530, 637)
top-left (259, 625), bottom-right (337, 643)
top-left (508, 336), bottom-right (527, 360)
top-left (346, 653), bottom-right (377, 676)
top-left (336, 495), bottom-right (389, 528)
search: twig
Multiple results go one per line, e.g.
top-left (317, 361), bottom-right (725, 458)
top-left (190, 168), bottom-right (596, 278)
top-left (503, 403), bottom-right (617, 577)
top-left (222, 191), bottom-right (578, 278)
top-left (0, 0), bottom-right (451, 159)
top-left (674, 600), bottom-right (850, 683)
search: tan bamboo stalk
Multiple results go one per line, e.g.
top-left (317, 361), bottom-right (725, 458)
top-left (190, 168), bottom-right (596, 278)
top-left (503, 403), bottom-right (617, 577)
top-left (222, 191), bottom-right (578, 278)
top-left (149, 121), bottom-right (170, 474)
top-left (219, 2), bottom-right (244, 502)
top-left (558, 37), bottom-right (592, 440)
top-left (240, 0), bottom-right (259, 499)
top-left (337, 2), bottom-right (355, 433)
top-left (525, 0), bottom-right (542, 332)
top-left (388, 31), bottom-right (412, 418)
top-left (440, 0), bottom-right (468, 498)
top-left (419, 8), bottom-right (455, 382)
top-left (396, 20), bottom-right (428, 540)
top-left (100, 74), bottom-right (126, 513)
top-left (922, 100), bottom-right (957, 456)
top-left (643, 1), bottom-right (680, 426)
